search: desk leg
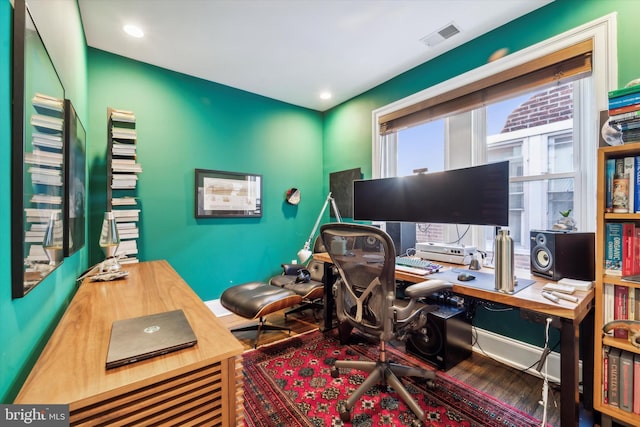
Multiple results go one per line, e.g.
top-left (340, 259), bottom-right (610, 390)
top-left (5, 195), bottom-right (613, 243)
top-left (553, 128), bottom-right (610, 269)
top-left (581, 307), bottom-right (594, 411)
top-left (321, 262), bottom-right (336, 332)
top-left (560, 318), bottom-right (580, 426)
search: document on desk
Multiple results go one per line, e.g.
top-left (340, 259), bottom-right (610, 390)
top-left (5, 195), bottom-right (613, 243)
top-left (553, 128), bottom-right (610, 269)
top-left (428, 268), bottom-right (536, 294)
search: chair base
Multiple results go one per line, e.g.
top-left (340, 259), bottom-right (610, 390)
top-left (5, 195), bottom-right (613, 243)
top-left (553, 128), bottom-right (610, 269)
top-left (331, 353), bottom-right (435, 425)
top-left (284, 300), bottom-right (323, 319)
top-left (231, 316), bottom-right (291, 348)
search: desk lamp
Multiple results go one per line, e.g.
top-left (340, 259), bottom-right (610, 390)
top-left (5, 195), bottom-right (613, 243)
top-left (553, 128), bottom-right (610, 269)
top-left (297, 192), bottom-right (342, 263)
top-left (99, 211), bottom-right (121, 272)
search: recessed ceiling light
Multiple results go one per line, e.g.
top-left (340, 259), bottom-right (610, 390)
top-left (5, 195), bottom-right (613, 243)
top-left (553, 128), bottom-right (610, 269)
top-left (123, 24), bottom-right (144, 38)
top-left (319, 91), bottom-right (332, 100)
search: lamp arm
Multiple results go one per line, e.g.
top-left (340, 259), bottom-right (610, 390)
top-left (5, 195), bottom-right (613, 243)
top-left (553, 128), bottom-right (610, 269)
top-left (302, 192), bottom-right (332, 250)
top-left (329, 195), bottom-right (342, 222)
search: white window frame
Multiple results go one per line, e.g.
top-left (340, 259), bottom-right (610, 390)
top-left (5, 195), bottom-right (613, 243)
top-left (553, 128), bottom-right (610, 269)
top-left (371, 14), bottom-right (617, 234)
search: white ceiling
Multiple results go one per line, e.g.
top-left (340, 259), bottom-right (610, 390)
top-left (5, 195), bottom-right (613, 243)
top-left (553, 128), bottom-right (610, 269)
top-left (78, 0), bottom-right (553, 111)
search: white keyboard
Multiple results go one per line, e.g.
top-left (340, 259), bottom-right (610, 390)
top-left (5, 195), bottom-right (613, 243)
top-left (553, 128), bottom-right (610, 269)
top-left (395, 264), bottom-right (431, 276)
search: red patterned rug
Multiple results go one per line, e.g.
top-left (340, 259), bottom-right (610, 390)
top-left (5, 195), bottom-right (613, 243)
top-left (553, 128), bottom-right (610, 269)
top-left (242, 330), bottom-right (544, 427)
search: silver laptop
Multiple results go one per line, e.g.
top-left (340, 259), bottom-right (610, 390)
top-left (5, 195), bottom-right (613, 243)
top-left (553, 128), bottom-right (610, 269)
top-left (106, 309), bottom-right (197, 369)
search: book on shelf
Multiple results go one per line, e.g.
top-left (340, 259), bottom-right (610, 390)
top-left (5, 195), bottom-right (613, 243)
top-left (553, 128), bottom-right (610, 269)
top-left (115, 239), bottom-right (138, 256)
top-left (32, 131), bottom-right (63, 149)
top-left (606, 158), bottom-right (615, 212)
top-left (609, 84), bottom-right (640, 100)
top-left (112, 209), bottom-right (140, 222)
top-left (111, 127), bottom-right (137, 140)
top-left (112, 142), bottom-right (137, 156)
top-left (635, 157), bottom-right (640, 213)
top-left (610, 110), bottom-right (640, 125)
top-left (25, 223), bottom-right (47, 243)
top-left (30, 194), bottom-right (62, 205)
top-left (31, 92), bottom-right (64, 112)
top-left (612, 158), bottom-right (630, 213)
top-left (623, 223), bottom-right (636, 276)
top-left (619, 119), bottom-right (640, 131)
top-left (614, 285), bottom-right (629, 339)
top-left (111, 197), bottom-right (138, 206)
top-left (30, 114), bottom-right (63, 131)
top-left (622, 129), bottom-right (640, 143)
top-left (26, 244), bottom-right (48, 263)
top-left (112, 160), bottom-right (143, 173)
top-left (605, 285), bottom-right (640, 326)
top-left (24, 208), bottom-right (61, 222)
top-left (116, 222), bottom-right (139, 239)
top-left (110, 109), bottom-right (136, 123)
top-left (608, 347), bottom-right (622, 407)
top-left (603, 347), bottom-right (610, 404)
top-left (605, 223), bottom-right (623, 275)
top-left (620, 350), bottom-right (635, 412)
top-left (610, 103), bottom-right (640, 116)
top-left (604, 284), bottom-right (615, 329)
top-left (609, 92), bottom-right (640, 110)
top-left (629, 287), bottom-right (637, 322)
top-left (625, 158), bottom-right (636, 213)
top-left (634, 354), bottom-right (640, 414)
top-left (25, 150), bottom-right (63, 167)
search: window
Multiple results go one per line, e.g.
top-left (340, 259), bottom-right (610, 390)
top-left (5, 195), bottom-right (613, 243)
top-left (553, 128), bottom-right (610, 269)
top-left (372, 16), bottom-right (615, 269)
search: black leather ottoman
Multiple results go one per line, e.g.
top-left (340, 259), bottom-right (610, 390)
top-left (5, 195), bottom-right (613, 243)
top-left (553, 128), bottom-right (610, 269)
top-left (220, 281), bottom-right (302, 347)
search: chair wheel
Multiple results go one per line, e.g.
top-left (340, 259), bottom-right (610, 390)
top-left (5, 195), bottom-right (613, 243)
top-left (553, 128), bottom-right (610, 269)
top-left (411, 419), bottom-right (423, 427)
top-left (425, 379), bottom-right (436, 389)
top-left (337, 401), bottom-right (351, 422)
top-left (331, 367), bottom-right (339, 378)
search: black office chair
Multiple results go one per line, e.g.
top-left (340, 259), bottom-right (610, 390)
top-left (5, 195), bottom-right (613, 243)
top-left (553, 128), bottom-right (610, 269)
top-left (320, 223), bottom-right (451, 426)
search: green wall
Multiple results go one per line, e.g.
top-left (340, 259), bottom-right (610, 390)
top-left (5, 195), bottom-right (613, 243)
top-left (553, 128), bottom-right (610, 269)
top-left (0, 0), bottom-right (88, 402)
top-left (87, 49), bottom-right (324, 301)
top-left (3, 0), bottom-right (640, 403)
top-left (323, 0), bottom-right (640, 344)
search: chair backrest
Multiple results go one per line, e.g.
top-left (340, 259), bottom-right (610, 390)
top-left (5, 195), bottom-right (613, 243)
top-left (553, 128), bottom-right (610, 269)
top-left (320, 223), bottom-right (397, 341)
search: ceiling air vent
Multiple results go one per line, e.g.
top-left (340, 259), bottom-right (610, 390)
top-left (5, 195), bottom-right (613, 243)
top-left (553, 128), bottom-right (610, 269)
top-left (420, 22), bottom-right (461, 47)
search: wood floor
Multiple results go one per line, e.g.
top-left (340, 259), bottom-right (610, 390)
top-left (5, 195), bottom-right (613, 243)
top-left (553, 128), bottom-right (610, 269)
top-left (218, 308), bottom-right (596, 427)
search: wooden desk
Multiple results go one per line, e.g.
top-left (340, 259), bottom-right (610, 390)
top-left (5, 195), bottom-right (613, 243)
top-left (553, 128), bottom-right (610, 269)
top-left (315, 252), bottom-right (594, 427)
top-left (15, 260), bottom-right (244, 427)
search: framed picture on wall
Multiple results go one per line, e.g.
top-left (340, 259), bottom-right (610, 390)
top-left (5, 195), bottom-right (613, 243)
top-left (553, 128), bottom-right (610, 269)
top-left (64, 99), bottom-right (86, 256)
top-left (195, 169), bottom-right (262, 218)
top-left (11, 0), bottom-right (66, 298)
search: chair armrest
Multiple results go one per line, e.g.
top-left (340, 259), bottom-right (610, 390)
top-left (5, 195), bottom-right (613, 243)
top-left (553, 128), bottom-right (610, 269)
top-left (281, 263), bottom-right (304, 275)
top-left (404, 279), bottom-right (451, 298)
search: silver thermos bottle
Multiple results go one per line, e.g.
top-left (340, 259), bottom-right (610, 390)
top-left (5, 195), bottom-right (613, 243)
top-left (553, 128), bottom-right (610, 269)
top-left (495, 228), bottom-right (515, 293)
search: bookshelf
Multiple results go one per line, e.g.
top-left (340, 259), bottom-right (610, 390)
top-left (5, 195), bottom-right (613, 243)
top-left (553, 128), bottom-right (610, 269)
top-left (106, 108), bottom-right (142, 264)
top-left (595, 143), bottom-right (640, 425)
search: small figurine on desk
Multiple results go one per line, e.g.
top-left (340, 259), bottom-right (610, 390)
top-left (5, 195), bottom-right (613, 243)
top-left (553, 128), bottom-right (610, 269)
top-left (76, 257), bottom-right (129, 283)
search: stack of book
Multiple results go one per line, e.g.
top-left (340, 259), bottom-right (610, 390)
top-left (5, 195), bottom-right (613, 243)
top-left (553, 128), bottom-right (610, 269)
top-left (602, 346), bottom-right (640, 414)
top-left (609, 84), bottom-right (640, 143)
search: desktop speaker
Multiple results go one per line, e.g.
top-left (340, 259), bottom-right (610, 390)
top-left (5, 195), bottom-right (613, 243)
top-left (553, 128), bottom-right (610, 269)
top-left (529, 230), bottom-right (595, 281)
top-left (385, 222), bottom-right (416, 257)
top-left (406, 305), bottom-right (471, 371)
top-left (362, 235), bottom-right (382, 252)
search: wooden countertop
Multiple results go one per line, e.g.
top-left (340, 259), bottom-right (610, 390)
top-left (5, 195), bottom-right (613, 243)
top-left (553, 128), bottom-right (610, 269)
top-left (313, 252), bottom-right (593, 323)
top-left (15, 260), bottom-right (243, 406)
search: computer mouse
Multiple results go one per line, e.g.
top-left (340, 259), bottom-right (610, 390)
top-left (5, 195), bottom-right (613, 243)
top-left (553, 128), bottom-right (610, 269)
top-left (457, 272), bottom-right (476, 282)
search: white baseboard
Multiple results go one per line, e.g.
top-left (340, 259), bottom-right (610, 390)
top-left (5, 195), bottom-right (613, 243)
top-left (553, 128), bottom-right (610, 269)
top-left (472, 327), bottom-right (582, 387)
